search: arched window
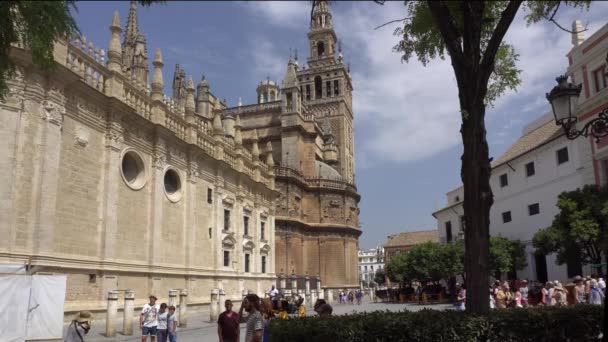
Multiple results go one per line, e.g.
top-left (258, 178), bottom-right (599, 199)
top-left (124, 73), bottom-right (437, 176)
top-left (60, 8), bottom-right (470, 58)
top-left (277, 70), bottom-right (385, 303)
top-left (317, 41), bottom-right (325, 57)
top-left (263, 92), bottom-right (268, 103)
top-left (314, 76), bottom-right (322, 99)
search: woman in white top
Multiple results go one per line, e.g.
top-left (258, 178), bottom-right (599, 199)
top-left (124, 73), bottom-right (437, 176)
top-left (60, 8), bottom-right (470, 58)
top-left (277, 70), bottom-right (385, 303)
top-left (156, 303), bottom-right (169, 342)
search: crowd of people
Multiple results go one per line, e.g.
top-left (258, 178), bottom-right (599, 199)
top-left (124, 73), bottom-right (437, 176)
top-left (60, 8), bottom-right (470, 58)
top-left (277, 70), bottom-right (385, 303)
top-left (338, 289), bottom-right (364, 305)
top-left (455, 275), bottom-right (606, 311)
top-left (217, 290), bottom-right (333, 342)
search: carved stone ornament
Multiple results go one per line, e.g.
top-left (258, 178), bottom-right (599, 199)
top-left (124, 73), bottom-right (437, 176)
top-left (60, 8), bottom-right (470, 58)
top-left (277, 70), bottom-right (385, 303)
top-left (41, 100), bottom-right (66, 127)
top-left (187, 162), bottom-right (199, 181)
top-left (105, 130), bottom-right (123, 149)
top-left (222, 197), bottom-right (235, 207)
top-left (152, 153), bottom-right (165, 170)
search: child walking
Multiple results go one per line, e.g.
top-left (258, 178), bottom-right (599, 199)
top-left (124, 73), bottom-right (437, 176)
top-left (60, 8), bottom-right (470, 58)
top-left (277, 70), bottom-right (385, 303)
top-left (168, 306), bottom-right (178, 342)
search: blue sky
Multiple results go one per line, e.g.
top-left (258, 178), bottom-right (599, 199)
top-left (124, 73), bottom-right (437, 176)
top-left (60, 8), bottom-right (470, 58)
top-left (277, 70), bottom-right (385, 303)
top-left (72, 1), bottom-right (608, 249)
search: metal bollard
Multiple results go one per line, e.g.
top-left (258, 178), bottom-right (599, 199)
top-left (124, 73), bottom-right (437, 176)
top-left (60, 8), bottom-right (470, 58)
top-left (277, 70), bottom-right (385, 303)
top-left (123, 289), bottom-right (135, 335)
top-left (106, 290), bottom-right (119, 337)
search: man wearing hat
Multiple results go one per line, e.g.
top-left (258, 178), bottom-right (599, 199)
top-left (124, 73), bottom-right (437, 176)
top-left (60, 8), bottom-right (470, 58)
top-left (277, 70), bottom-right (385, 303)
top-left (65, 311), bottom-right (92, 342)
top-left (140, 295), bottom-right (160, 342)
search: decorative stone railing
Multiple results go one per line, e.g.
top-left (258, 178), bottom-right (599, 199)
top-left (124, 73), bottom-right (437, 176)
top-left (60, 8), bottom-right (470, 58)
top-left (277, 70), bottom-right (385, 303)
top-left (221, 101), bottom-right (282, 116)
top-left (53, 37), bottom-right (275, 187)
top-left (66, 35), bottom-right (108, 93)
top-left (164, 110), bottom-right (187, 140)
top-left (122, 80), bottom-right (152, 120)
top-left (274, 166), bottom-right (357, 193)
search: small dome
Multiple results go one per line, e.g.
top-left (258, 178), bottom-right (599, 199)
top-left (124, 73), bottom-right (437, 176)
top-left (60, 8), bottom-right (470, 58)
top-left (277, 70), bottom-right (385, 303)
top-left (315, 160), bottom-right (342, 180)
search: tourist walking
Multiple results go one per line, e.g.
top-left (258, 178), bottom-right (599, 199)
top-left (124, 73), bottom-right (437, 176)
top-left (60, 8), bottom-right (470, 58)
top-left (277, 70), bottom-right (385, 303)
top-left (65, 311), bottom-right (92, 342)
top-left (574, 276), bottom-right (585, 304)
top-left (156, 303), bottom-right (168, 342)
top-left (239, 294), bottom-right (263, 342)
top-left (167, 306), bottom-right (178, 342)
top-left (519, 280), bottom-right (529, 307)
top-left (355, 289), bottom-right (363, 305)
top-left (456, 284), bottom-right (466, 311)
top-left (496, 282), bottom-right (513, 308)
top-left (218, 300), bottom-right (239, 342)
top-left (261, 298), bottom-right (275, 342)
top-left (589, 279), bottom-right (605, 305)
top-left (140, 295), bottom-right (160, 342)
top-left (553, 282), bottom-right (568, 306)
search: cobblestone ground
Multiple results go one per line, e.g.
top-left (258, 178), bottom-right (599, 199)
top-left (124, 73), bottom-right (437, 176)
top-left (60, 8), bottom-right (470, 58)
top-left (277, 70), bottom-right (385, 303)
top-left (81, 299), bottom-right (453, 342)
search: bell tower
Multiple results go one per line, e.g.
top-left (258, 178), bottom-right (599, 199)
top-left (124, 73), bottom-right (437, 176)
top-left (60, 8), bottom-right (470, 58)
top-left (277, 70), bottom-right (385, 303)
top-left (298, 0), bottom-right (355, 183)
top-left (307, 1), bottom-right (337, 64)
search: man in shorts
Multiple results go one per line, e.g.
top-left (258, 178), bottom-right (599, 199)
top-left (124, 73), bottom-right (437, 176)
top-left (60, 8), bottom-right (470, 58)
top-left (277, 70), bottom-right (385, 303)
top-left (140, 295), bottom-right (160, 342)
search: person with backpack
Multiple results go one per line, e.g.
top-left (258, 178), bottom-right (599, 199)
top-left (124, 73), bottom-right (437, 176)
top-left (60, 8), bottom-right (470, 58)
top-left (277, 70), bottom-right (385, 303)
top-left (65, 311), bottom-right (92, 342)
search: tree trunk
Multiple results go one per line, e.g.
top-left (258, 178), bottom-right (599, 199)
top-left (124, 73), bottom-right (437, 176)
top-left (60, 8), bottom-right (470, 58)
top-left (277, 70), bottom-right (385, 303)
top-left (461, 98), bottom-right (493, 314)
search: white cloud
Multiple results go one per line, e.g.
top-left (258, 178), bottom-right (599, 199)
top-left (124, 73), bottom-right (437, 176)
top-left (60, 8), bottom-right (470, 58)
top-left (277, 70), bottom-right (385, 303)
top-left (242, 1), bottom-right (608, 165)
top-left (250, 40), bottom-right (286, 85)
top-left (244, 1), bottom-right (309, 29)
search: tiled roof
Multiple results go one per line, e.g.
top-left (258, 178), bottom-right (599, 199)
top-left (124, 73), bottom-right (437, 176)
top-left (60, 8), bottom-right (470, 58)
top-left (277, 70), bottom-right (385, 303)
top-left (492, 119), bottom-right (563, 167)
top-left (385, 230), bottom-right (439, 248)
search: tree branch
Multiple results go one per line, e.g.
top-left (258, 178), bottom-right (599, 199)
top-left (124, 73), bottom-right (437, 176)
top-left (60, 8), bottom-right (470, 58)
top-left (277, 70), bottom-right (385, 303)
top-left (374, 17), bottom-right (412, 30)
top-left (545, 2), bottom-right (588, 34)
top-left (480, 0), bottom-right (523, 84)
top-left (426, 1), bottom-right (465, 67)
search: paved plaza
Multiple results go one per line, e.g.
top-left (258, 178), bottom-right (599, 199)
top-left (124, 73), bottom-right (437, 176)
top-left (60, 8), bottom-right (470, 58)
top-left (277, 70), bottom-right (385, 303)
top-left (78, 300), bottom-right (452, 342)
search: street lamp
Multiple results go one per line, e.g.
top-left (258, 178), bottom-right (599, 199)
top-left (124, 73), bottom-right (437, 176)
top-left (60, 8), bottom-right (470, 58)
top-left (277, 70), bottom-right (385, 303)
top-left (546, 66), bottom-right (608, 141)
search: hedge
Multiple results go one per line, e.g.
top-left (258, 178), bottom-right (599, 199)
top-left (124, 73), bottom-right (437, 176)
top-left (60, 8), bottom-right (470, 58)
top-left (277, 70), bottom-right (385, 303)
top-left (268, 305), bottom-right (603, 342)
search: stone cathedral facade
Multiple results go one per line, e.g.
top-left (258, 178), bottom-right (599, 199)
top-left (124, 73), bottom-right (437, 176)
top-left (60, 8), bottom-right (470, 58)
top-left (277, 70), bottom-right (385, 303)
top-left (0, 2), bottom-right (277, 314)
top-left (0, 0), bottom-right (360, 314)
top-left (214, 0), bottom-right (361, 289)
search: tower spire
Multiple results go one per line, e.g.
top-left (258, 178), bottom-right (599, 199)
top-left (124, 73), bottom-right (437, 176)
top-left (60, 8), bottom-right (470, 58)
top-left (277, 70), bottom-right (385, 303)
top-left (122, 0), bottom-right (149, 84)
top-left (125, 0), bottom-right (139, 40)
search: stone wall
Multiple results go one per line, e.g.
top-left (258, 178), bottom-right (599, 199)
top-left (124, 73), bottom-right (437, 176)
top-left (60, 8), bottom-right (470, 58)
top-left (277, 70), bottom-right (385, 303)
top-left (0, 44), bottom-right (277, 314)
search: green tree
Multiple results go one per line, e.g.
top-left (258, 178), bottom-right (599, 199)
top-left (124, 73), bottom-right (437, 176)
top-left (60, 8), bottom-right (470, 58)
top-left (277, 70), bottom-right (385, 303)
top-left (371, 0), bottom-right (591, 313)
top-left (0, 1), bottom-right (162, 98)
top-left (490, 236), bottom-right (527, 276)
top-left (386, 242), bottom-right (463, 284)
top-left (374, 269), bottom-right (386, 286)
top-left (533, 185), bottom-right (608, 274)
top-left (385, 252), bottom-right (408, 284)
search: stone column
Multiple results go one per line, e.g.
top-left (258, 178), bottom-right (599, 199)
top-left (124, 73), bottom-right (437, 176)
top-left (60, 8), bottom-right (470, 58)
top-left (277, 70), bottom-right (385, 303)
top-left (279, 273), bottom-right (286, 291)
top-left (305, 275), bottom-right (310, 295)
top-left (123, 289), bottom-right (135, 335)
top-left (284, 289), bottom-right (292, 301)
top-left (168, 289), bottom-right (178, 308)
top-left (326, 289), bottom-right (333, 304)
top-left (311, 290), bottom-right (318, 307)
top-left (290, 273), bottom-right (297, 290)
top-left (219, 289), bottom-right (226, 309)
top-left (297, 289), bottom-right (305, 306)
top-left (317, 275), bottom-right (322, 292)
top-left (105, 291), bottom-right (119, 337)
top-left (179, 289), bottom-right (188, 327)
top-left (210, 289), bottom-right (219, 322)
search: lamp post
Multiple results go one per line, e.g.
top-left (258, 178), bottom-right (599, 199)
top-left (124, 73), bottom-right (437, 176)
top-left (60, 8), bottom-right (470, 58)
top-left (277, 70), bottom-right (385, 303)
top-left (546, 75), bottom-right (608, 141)
top-left (547, 60), bottom-right (608, 342)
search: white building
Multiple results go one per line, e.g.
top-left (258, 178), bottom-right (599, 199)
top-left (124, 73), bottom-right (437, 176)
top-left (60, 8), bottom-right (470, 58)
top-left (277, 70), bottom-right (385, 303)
top-left (358, 246), bottom-right (384, 284)
top-left (433, 112), bottom-right (593, 283)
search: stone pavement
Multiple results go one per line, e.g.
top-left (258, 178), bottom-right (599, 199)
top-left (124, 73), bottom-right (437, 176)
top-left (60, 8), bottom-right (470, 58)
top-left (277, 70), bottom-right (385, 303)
top-left (75, 300), bottom-right (453, 342)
